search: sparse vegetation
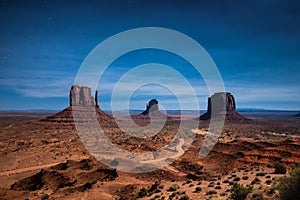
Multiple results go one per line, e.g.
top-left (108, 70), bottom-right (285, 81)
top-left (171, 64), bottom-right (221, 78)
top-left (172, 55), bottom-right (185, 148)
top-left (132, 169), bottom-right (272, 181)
top-left (194, 186), bottom-right (201, 192)
top-left (223, 179), bottom-right (229, 183)
top-left (252, 190), bottom-right (264, 200)
top-left (206, 190), bottom-right (217, 195)
top-left (215, 185), bottom-right (221, 190)
top-left (179, 194), bottom-right (190, 200)
top-left (233, 177), bottom-right (241, 182)
top-left (277, 163), bottom-right (300, 200)
top-left (265, 179), bottom-right (272, 185)
top-left (251, 177), bottom-right (261, 185)
top-left (230, 183), bottom-right (253, 200)
top-left (168, 184), bottom-right (180, 192)
top-left (138, 187), bottom-right (147, 197)
top-left (256, 172), bottom-right (266, 177)
top-left (274, 162), bottom-right (287, 174)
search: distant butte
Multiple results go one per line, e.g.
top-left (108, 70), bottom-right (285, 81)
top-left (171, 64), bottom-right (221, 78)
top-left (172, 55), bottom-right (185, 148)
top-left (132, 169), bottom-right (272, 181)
top-left (199, 92), bottom-right (249, 122)
top-left (41, 85), bottom-right (112, 124)
top-left (141, 99), bottom-right (159, 115)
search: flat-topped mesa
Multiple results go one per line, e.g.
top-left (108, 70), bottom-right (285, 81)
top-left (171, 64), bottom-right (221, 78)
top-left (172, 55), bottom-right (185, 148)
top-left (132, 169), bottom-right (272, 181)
top-left (69, 85), bottom-right (99, 107)
top-left (141, 99), bottom-right (159, 115)
top-left (200, 92), bottom-right (248, 121)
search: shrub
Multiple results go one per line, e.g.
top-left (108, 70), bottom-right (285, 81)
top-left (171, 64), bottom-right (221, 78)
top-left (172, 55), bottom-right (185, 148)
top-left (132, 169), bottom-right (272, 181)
top-left (206, 190), bottom-right (217, 195)
top-left (274, 162), bottom-right (287, 174)
top-left (233, 177), bottom-right (241, 182)
top-left (168, 184), bottom-right (180, 191)
top-left (242, 176), bottom-right (249, 180)
top-left (138, 187), bottom-right (147, 197)
top-left (179, 194), bottom-right (190, 200)
top-left (208, 181), bottom-right (215, 187)
top-left (251, 178), bottom-right (261, 185)
top-left (186, 179), bottom-right (193, 184)
top-left (194, 186), bottom-right (201, 192)
top-left (215, 185), bottom-right (221, 190)
top-left (252, 190), bottom-right (264, 200)
top-left (256, 172), bottom-right (266, 177)
top-left (41, 194), bottom-right (49, 200)
top-left (265, 179), bottom-right (272, 185)
top-left (223, 179), bottom-right (229, 183)
top-left (278, 164), bottom-right (300, 200)
top-left (230, 183), bottom-right (253, 200)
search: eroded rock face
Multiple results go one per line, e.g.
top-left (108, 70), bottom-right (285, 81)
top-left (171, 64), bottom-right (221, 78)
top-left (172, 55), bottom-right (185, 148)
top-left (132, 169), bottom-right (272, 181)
top-left (200, 92), bottom-right (247, 121)
top-left (69, 85), bottom-right (96, 107)
top-left (207, 92), bottom-right (236, 114)
top-left (141, 99), bottom-right (159, 115)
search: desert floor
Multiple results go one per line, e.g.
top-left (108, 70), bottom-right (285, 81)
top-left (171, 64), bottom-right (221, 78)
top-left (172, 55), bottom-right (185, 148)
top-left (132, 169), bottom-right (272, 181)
top-left (0, 112), bottom-right (299, 200)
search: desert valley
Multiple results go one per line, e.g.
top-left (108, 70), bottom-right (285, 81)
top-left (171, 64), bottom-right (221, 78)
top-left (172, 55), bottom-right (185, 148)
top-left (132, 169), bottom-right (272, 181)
top-left (0, 85), bottom-right (299, 200)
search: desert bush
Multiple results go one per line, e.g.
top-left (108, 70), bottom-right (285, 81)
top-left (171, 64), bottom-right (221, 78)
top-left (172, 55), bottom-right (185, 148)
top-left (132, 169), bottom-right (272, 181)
top-left (41, 194), bottom-right (49, 200)
top-left (206, 190), bottom-right (217, 195)
top-left (208, 181), bottom-right (215, 187)
top-left (242, 176), bottom-right (249, 180)
top-left (194, 186), bottom-right (201, 192)
top-left (223, 179), bottom-right (229, 183)
top-left (265, 179), bottom-right (272, 185)
top-left (256, 172), bottom-right (266, 177)
top-left (168, 184), bottom-right (180, 191)
top-left (268, 185), bottom-right (276, 195)
top-left (186, 179), bottom-right (193, 184)
top-left (274, 162), bottom-right (287, 174)
top-left (251, 178), bottom-right (261, 185)
top-left (230, 183), bottom-right (253, 200)
top-left (215, 185), bottom-right (221, 190)
top-left (179, 194), bottom-right (190, 200)
top-left (277, 164), bottom-right (300, 200)
top-left (138, 187), bottom-right (147, 197)
top-left (220, 192), bottom-right (226, 196)
top-left (233, 177), bottom-right (241, 182)
top-left (251, 190), bottom-right (264, 200)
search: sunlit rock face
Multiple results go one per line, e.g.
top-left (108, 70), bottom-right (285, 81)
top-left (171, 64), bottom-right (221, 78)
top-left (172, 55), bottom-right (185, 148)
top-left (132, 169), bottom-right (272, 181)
top-left (141, 99), bottom-right (159, 115)
top-left (69, 85), bottom-right (96, 107)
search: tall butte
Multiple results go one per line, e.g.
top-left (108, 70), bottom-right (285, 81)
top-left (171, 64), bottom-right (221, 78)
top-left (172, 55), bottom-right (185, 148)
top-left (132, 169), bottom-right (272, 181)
top-left (41, 85), bottom-right (112, 124)
top-left (199, 92), bottom-right (248, 122)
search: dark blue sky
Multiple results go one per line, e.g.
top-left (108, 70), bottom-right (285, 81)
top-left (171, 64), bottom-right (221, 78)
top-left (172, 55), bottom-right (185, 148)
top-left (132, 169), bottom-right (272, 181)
top-left (0, 0), bottom-right (299, 110)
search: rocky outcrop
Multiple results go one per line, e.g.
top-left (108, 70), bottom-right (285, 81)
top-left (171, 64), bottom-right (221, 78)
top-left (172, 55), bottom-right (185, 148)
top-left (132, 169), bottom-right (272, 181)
top-left (70, 85), bottom-right (96, 107)
top-left (141, 99), bottom-right (159, 115)
top-left (295, 113), bottom-right (300, 117)
top-left (41, 85), bottom-right (113, 125)
top-left (200, 92), bottom-right (248, 121)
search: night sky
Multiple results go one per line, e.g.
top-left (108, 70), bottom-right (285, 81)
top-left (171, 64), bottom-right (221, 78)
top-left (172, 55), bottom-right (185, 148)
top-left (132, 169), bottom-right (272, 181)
top-left (0, 0), bottom-right (300, 110)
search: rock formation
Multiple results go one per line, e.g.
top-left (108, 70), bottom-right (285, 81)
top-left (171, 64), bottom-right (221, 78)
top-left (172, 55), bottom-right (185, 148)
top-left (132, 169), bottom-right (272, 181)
top-left (295, 113), bottom-right (300, 117)
top-left (200, 92), bottom-right (248, 121)
top-left (41, 85), bottom-right (112, 125)
top-left (141, 99), bottom-right (159, 115)
top-left (70, 85), bottom-right (96, 107)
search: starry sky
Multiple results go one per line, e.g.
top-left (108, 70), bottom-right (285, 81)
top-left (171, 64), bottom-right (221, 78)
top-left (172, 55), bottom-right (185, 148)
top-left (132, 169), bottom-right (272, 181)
top-left (0, 0), bottom-right (300, 111)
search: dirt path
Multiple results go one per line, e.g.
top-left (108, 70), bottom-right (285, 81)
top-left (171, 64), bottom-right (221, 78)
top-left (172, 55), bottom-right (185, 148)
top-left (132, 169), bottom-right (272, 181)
top-left (140, 138), bottom-right (185, 164)
top-left (0, 156), bottom-right (90, 177)
top-left (0, 162), bottom-right (61, 177)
